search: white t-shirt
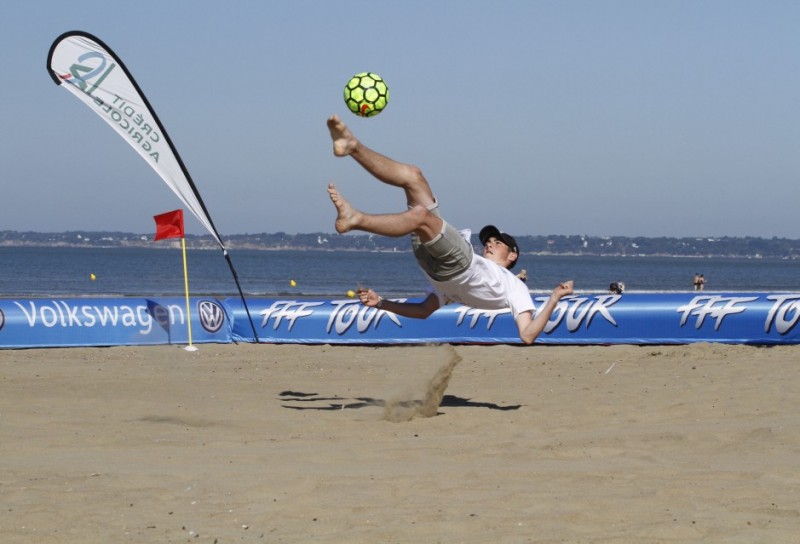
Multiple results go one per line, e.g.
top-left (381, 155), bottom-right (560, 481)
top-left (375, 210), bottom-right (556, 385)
top-left (427, 254), bottom-right (535, 319)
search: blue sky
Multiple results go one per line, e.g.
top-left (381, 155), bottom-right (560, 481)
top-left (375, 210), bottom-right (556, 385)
top-left (3, 0), bottom-right (799, 238)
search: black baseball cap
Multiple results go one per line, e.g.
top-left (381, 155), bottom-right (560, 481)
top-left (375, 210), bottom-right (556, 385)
top-left (479, 225), bottom-right (520, 269)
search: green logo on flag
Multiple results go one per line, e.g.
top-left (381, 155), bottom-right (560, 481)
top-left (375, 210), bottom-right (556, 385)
top-left (61, 51), bottom-right (115, 96)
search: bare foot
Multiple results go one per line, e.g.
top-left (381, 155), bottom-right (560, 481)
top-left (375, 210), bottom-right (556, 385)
top-left (327, 115), bottom-right (359, 156)
top-left (327, 183), bottom-right (360, 233)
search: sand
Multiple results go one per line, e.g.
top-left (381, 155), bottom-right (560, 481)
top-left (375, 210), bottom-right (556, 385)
top-left (1, 342), bottom-right (799, 543)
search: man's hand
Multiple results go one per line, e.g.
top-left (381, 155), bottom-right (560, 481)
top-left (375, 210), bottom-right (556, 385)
top-left (553, 280), bottom-right (574, 299)
top-left (356, 287), bottom-right (381, 308)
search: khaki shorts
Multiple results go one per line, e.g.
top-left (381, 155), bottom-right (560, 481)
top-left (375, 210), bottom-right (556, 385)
top-left (411, 204), bottom-right (474, 281)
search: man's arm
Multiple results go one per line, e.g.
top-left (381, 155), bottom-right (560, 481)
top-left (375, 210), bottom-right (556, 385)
top-left (357, 288), bottom-right (441, 319)
top-left (515, 281), bottom-right (574, 345)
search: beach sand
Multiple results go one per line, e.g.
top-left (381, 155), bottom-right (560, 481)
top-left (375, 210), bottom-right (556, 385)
top-left (1, 342), bottom-right (798, 543)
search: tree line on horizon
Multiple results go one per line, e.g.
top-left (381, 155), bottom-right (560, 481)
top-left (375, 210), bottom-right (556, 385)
top-left (2, 230), bottom-right (799, 259)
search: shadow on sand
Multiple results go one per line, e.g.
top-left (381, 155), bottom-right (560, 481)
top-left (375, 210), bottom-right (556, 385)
top-left (278, 391), bottom-right (522, 412)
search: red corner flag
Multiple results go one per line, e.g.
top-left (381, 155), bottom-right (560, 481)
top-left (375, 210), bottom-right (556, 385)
top-left (153, 209), bottom-right (185, 241)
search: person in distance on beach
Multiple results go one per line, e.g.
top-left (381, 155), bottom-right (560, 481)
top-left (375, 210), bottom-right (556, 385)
top-left (325, 114), bottom-right (574, 344)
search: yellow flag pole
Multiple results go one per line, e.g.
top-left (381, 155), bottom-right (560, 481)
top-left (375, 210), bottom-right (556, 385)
top-left (181, 236), bottom-right (197, 352)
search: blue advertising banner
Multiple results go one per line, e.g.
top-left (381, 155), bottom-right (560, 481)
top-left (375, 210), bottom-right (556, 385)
top-left (1, 293), bottom-right (799, 348)
top-left (227, 293), bottom-right (800, 346)
top-left (0, 297), bottom-right (230, 348)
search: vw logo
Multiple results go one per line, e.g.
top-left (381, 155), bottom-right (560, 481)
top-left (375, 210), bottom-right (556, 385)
top-left (197, 300), bottom-right (225, 333)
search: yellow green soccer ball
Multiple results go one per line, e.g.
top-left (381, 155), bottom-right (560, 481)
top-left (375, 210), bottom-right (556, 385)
top-left (343, 72), bottom-right (389, 117)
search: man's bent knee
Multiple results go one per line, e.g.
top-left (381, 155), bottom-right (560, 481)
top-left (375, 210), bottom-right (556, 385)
top-left (409, 205), bottom-right (443, 242)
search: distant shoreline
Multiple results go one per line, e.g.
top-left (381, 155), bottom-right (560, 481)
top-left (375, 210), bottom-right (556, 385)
top-left (0, 243), bottom-right (793, 261)
top-left (2, 230), bottom-right (799, 259)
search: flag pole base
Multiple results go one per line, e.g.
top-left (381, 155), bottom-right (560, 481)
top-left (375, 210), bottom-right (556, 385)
top-left (184, 345), bottom-right (199, 352)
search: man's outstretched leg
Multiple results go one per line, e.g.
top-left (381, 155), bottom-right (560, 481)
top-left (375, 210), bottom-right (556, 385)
top-left (327, 115), bottom-right (435, 209)
top-left (328, 183), bottom-right (441, 241)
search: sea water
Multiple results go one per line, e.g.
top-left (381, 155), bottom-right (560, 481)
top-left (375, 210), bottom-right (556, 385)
top-left (0, 246), bottom-right (798, 298)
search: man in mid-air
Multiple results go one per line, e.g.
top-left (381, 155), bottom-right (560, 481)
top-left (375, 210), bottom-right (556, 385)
top-left (326, 114), bottom-right (573, 344)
